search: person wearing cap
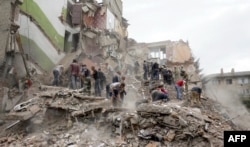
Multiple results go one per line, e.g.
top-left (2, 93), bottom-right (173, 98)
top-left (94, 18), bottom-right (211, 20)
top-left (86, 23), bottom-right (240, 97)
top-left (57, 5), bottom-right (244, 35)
top-left (175, 80), bottom-right (185, 100)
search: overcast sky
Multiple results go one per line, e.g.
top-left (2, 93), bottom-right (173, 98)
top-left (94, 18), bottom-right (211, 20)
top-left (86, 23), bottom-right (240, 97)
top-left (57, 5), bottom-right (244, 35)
top-left (122, 0), bottom-right (250, 75)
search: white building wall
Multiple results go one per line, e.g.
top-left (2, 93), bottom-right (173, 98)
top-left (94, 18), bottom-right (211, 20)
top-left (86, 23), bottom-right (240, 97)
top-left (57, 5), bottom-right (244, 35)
top-left (34, 0), bottom-right (66, 36)
top-left (18, 14), bottom-right (65, 64)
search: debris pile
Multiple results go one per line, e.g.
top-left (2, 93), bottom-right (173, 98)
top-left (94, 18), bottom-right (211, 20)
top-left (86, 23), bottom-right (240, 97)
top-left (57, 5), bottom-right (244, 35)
top-left (0, 77), bottom-right (238, 147)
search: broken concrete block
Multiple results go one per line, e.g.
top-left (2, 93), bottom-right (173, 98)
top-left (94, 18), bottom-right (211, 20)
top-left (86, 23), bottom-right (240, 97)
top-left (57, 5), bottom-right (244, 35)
top-left (137, 104), bottom-right (171, 115)
top-left (74, 94), bottom-right (106, 101)
top-left (164, 130), bottom-right (176, 142)
top-left (2, 87), bottom-right (24, 112)
top-left (163, 116), bottom-right (178, 127)
top-left (6, 105), bottom-right (41, 121)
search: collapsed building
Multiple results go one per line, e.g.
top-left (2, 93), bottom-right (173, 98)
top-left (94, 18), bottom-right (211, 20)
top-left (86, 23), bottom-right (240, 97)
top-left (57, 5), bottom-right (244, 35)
top-left (0, 0), bottom-right (248, 147)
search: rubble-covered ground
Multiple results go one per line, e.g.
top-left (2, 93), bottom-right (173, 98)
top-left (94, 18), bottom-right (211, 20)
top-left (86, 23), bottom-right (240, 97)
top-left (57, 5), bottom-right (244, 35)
top-left (0, 75), bottom-right (241, 147)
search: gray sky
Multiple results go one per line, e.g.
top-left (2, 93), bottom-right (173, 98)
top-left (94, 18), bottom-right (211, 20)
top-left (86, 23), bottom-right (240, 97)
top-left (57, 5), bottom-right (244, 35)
top-left (123, 0), bottom-right (250, 75)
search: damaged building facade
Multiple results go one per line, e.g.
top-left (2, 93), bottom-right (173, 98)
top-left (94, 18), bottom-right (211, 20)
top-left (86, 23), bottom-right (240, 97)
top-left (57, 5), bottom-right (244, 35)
top-left (1, 0), bottom-right (199, 81)
top-left (1, 0), bottom-right (128, 77)
top-left (77, 0), bottom-right (129, 69)
top-left (125, 40), bottom-right (200, 81)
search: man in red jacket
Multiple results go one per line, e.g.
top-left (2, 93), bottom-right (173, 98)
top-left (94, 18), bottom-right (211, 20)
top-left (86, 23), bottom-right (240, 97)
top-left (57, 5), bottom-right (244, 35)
top-left (70, 59), bottom-right (80, 89)
top-left (175, 80), bottom-right (185, 100)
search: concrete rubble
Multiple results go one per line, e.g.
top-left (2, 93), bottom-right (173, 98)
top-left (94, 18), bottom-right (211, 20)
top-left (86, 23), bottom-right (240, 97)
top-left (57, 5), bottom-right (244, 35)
top-left (0, 76), bottom-right (238, 147)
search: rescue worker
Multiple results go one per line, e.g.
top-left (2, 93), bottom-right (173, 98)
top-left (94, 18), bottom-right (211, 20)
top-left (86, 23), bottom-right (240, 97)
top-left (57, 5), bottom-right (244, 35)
top-left (52, 64), bottom-right (64, 86)
top-left (110, 82), bottom-right (126, 107)
top-left (152, 62), bottom-right (159, 80)
top-left (98, 68), bottom-right (106, 90)
top-left (80, 64), bottom-right (91, 96)
top-left (151, 83), bottom-right (169, 102)
top-left (143, 60), bottom-right (149, 80)
top-left (161, 66), bottom-right (168, 84)
top-left (173, 66), bottom-right (180, 82)
top-left (80, 64), bottom-right (90, 88)
top-left (181, 70), bottom-right (189, 93)
top-left (175, 80), bottom-right (185, 100)
top-left (190, 86), bottom-right (202, 106)
top-left (69, 59), bottom-right (80, 89)
top-left (91, 66), bottom-right (101, 96)
top-left (166, 69), bottom-right (173, 85)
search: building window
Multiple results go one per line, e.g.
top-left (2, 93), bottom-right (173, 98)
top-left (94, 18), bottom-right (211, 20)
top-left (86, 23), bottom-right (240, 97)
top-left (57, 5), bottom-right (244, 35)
top-left (238, 78), bottom-right (249, 84)
top-left (226, 79), bottom-right (232, 85)
top-left (247, 89), bottom-right (250, 94)
top-left (212, 80), bottom-right (220, 85)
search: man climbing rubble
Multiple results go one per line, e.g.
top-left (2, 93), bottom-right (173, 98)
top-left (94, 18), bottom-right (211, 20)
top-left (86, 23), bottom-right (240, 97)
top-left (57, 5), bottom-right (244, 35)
top-left (150, 83), bottom-right (169, 102)
top-left (52, 64), bottom-right (64, 86)
top-left (190, 86), bottom-right (202, 106)
top-left (109, 82), bottom-right (126, 107)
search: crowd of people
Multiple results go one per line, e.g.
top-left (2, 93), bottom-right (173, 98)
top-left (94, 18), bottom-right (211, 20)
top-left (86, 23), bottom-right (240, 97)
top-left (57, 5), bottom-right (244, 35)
top-left (143, 60), bottom-right (202, 105)
top-left (52, 59), bottom-right (202, 107)
top-left (52, 59), bottom-right (126, 107)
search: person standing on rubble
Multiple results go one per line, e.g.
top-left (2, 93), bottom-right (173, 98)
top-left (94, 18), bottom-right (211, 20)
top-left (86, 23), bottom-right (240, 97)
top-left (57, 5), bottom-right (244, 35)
top-left (175, 79), bottom-right (185, 100)
top-left (181, 70), bottom-right (189, 93)
top-left (98, 68), bottom-right (106, 91)
top-left (152, 62), bottom-right (159, 80)
top-left (166, 69), bottom-right (173, 85)
top-left (173, 66), bottom-right (180, 82)
top-left (70, 59), bottom-right (80, 89)
top-left (110, 82), bottom-right (126, 107)
top-left (52, 64), bottom-right (64, 86)
top-left (91, 66), bottom-right (101, 96)
top-left (80, 64), bottom-right (91, 95)
top-left (143, 60), bottom-right (149, 80)
top-left (80, 64), bottom-right (90, 88)
top-left (161, 65), bottom-right (168, 84)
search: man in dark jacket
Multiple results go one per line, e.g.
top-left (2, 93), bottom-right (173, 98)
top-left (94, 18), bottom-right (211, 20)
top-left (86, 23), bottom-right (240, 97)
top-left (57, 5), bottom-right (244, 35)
top-left (91, 66), bottom-right (101, 96)
top-left (152, 62), bottom-right (159, 80)
top-left (143, 61), bottom-right (149, 80)
top-left (190, 87), bottom-right (202, 106)
top-left (98, 68), bottom-right (106, 90)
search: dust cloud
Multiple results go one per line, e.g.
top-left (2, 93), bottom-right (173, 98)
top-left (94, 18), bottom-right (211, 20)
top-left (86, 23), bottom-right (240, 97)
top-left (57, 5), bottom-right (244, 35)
top-left (205, 82), bottom-right (250, 129)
